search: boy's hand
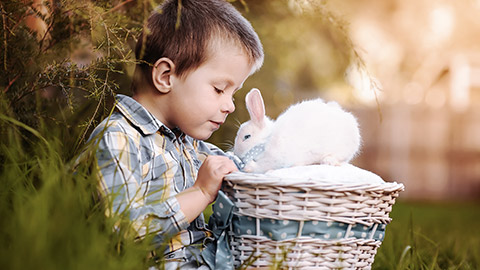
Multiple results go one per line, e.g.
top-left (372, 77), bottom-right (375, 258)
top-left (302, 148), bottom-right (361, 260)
top-left (194, 155), bottom-right (238, 203)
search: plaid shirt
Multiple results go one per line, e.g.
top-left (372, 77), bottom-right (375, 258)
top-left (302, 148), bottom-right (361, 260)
top-left (89, 94), bottom-right (226, 255)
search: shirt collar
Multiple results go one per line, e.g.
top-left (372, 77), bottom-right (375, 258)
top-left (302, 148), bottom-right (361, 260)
top-left (115, 94), bottom-right (179, 140)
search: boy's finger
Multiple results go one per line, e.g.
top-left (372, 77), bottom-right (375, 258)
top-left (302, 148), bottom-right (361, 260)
top-left (226, 159), bottom-right (238, 172)
top-left (220, 159), bottom-right (238, 173)
top-left (206, 155), bottom-right (238, 171)
top-left (204, 155), bottom-right (228, 164)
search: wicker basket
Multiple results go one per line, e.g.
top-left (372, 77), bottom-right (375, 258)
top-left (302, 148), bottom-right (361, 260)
top-left (222, 171), bottom-right (404, 269)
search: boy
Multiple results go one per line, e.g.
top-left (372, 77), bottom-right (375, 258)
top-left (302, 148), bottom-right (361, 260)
top-left (89, 0), bottom-right (263, 269)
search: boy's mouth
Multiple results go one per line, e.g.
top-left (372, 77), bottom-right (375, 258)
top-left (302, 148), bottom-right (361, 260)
top-left (209, 120), bottom-right (223, 129)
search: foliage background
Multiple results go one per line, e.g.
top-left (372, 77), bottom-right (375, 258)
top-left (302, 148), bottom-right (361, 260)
top-left (1, 0), bottom-right (479, 269)
top-left (1, 1), bottom-right (156, 269)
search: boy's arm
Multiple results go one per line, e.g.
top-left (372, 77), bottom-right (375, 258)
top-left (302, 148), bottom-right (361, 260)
top-left (176, 155), bottom-right (237, 223)
top-left (95, 130), bottom-right (237, 236)
top-left (95, 130), bottom-right (189, 237)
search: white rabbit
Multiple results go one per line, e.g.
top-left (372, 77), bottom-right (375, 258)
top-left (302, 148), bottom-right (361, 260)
top-left (233, 88), bottom-right (361, 173)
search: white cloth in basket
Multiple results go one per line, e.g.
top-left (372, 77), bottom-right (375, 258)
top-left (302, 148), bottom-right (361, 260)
top-left (265, 164), bottom-right (385, 184)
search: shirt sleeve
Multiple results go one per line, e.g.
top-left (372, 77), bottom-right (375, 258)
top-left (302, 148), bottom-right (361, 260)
top-left (197, 141), bottom-right (228, 156)
top-left (196, 141), bottom-right (243, 169)
top-left (94, 129), bottom-right (189, 239)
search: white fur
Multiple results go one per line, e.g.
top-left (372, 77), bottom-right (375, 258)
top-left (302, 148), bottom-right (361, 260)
top-left (233, 88), bottom-right (361, 173)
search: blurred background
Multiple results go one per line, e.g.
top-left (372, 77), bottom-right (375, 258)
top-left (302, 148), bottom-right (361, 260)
top-left (337, 0), bottom-right (480, 201)
top-left (210, 0), bottom-right (480, 201)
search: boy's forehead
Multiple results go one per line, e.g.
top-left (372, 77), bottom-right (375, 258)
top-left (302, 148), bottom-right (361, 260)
top-left (208, 40), bottom-right (256, 72)
top-left (209, 37), bottom-right (262, 74)
top-left (198, 41), bottom-right (253, 90)
top-left (207, 35), bottom-right (250, 61)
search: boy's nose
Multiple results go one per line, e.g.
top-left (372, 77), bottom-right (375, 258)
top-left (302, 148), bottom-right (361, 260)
top-left (222, 98), bottom-right (235, 114)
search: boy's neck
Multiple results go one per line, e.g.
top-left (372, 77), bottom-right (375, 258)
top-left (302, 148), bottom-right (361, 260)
top-left (133, 89), bottom-right (173, 131)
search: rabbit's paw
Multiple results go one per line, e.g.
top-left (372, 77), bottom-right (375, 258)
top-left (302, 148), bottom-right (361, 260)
top-left (242, 161), bottom-right (260, 173)
top-left (322, 155), bottom-right (342, 166)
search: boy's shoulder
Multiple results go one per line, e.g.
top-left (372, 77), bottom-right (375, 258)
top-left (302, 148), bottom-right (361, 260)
top-left (90, 111), bottom-right (130, 137)
top-left (89, 94), bottom-right (160, 141)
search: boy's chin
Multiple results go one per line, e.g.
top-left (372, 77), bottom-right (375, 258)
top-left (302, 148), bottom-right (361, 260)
top-left (189, 131), bottom-right (213, 141)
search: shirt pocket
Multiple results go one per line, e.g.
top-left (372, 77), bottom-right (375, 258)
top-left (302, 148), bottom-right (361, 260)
top-left (143, 153), bottom-right (179, 202)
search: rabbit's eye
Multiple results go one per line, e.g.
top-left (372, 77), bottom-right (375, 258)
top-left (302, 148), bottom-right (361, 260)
top-left (243, 134), bottom-right (251, 141)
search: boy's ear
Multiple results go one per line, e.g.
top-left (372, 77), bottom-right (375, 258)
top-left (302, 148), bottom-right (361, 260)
top-left (152, 58), bottom-right (175, 93)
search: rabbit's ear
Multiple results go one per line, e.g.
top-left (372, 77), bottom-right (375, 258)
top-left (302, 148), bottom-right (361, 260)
top-left (245, 88), bottom-right (266, 128)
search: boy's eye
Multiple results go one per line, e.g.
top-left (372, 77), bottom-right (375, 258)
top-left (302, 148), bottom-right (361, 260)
top-left (214, 87), bottom-right (224, 94)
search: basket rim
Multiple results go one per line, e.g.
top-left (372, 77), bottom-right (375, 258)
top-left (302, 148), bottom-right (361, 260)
top-left (231, 234), bottom-right (383, 245)
top-left (224, 171), bottom-right (405, 192)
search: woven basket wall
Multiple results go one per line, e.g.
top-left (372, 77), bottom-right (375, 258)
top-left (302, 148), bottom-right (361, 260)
top-left (223, 172), bottom-right (404, 269)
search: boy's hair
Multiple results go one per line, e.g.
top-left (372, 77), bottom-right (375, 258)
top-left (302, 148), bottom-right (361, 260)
top-left (133, 0), bottom-right (264, 91)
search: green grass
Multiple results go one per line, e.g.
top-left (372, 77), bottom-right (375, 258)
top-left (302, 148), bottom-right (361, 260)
top-left (373, 200), bottom-right (480, 269)
top-left (0, 111), bottom-right (155, 270)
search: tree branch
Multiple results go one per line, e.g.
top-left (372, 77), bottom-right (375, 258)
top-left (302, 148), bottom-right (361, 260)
top-left (4, 74), bottom-right (20, 93)
top-left (103, 0), bottom-right (135, 15)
